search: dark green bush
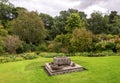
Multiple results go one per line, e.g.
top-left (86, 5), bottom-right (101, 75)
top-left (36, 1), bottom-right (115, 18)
top-left (1, 59), bottom-right (7, 63)
top-left (0, 57), bottom-right (4, 63)
top-left (0, 46), bottom-right (5, 54)
top-left (36, 43), bottom-right (48, 52)
top-left (0, 37), bottom-right (5, 54)
top-left (116, 43), bottom-right (120, 52)
top-left (105, 42), bottom-right (115, 50)
top-left (16, 42), bottom-right (32, 53)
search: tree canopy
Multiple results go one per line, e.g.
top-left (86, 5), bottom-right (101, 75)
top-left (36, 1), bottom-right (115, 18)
top-left (11, 11), bottom-right (46, 45)
top-left (0, 0), bottom-right (120, 54)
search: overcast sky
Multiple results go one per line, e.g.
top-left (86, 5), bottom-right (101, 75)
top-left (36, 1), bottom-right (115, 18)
top-left (10, 0), bottom-right (120, 17)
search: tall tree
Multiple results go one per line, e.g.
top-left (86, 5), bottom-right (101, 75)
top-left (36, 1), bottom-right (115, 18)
top-left (0, 0), bottom-right (14, 27)
top-left (65, 13), bottom-right (83, 32)
top-left (51, 8), bottom-right (87, 39)
top-left (109, 11), bottom-right (117, 23)
top-left (107, 11), bottom-right (120, 35)
top-left (39, 13), bottom-right (54, 40)
top-left (11, 11), bottom-right (46, 45)
top-left (88, 11), bottom-right (108, 34)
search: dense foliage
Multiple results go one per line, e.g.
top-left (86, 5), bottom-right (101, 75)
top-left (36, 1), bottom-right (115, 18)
top-left (0, 0), bottom-right (120, 55)
top-left (11, 11), bottom-right (46, 45)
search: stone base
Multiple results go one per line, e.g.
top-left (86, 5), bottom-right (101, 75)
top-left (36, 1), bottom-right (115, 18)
top-left (44, 62), bottom-right (84, 76)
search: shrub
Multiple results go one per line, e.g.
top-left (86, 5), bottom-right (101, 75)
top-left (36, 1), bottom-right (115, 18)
top-left (0, 56), bottom-right (14, 63)
top-left (95, 41), bottom-right (106, 51)
top-left (48, 42), bottom-right (62, 52)
top-left (74, 52), bottom-right (88, 56)
top-left (87, 52), bottom-right (106, 57)
top-left (36, 43), bottom-right (48, 52)
top-left (0, 46), bottom-right (4, 54)
top-left (95, 40), bottom-right (115, 51)
top-left (40, 53), bottom-right (65, 58)
top-left (105, 42), bottom-right (115, 50)
top-left (21, 53), bottom-right (38, 60)
top-left (70, 28), bottom-right (93, 52)
top-left (0, 57), bottom-right (4, 63)
top-left (87, 51), bottom-right (116, 57)
top-left (43, 53), bottom-right (57, 58)
top-left (5, 57), bottom-right (14, 62)
top-left (16, 42), bottom-right (31, 53)
top-left (1, 59), bottom-right (7, 63)
top-left (116, 43), bottom-right (120, 52)
top-left (16, 42), bottom-right (38, 53)
top-left (54, 34), bottom-right (71, 53)
top-left (0, 37), bottom-right (5, 54)
top-left (0, 53), bottom-right (39, 63)
top-left (15, 57), bottom-right (24, 61)
top-left (4, 35), bottom-right (21, 54)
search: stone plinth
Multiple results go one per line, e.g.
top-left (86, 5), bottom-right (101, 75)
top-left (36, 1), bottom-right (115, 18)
top-left (44, 56), bottom-right (84, 76)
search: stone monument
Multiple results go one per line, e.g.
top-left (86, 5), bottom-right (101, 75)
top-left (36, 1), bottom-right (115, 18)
top-left (44, 56), bottom-right (84, 76)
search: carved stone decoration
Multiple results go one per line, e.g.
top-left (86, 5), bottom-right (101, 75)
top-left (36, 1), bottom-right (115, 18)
top-left (44, 56), bottom-right (84, 76)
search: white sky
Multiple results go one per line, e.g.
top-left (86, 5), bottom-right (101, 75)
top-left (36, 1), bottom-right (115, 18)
top-left (10, 0), bottom-right (120, 17)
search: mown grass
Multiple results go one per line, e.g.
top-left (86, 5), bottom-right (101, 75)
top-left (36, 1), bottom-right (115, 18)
top-left (0, 56), bottom-right (120, 83)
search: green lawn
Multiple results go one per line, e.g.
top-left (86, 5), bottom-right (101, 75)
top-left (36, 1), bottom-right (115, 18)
top-left (0, 56), bottom-right (120, 83)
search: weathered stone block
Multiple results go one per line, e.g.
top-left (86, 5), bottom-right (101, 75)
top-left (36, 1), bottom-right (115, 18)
top-left (53, 56), bottom-right (71, 66)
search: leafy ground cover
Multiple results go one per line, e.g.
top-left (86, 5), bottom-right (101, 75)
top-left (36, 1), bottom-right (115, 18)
top-left (0, 56), bottom-right (120, 83)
